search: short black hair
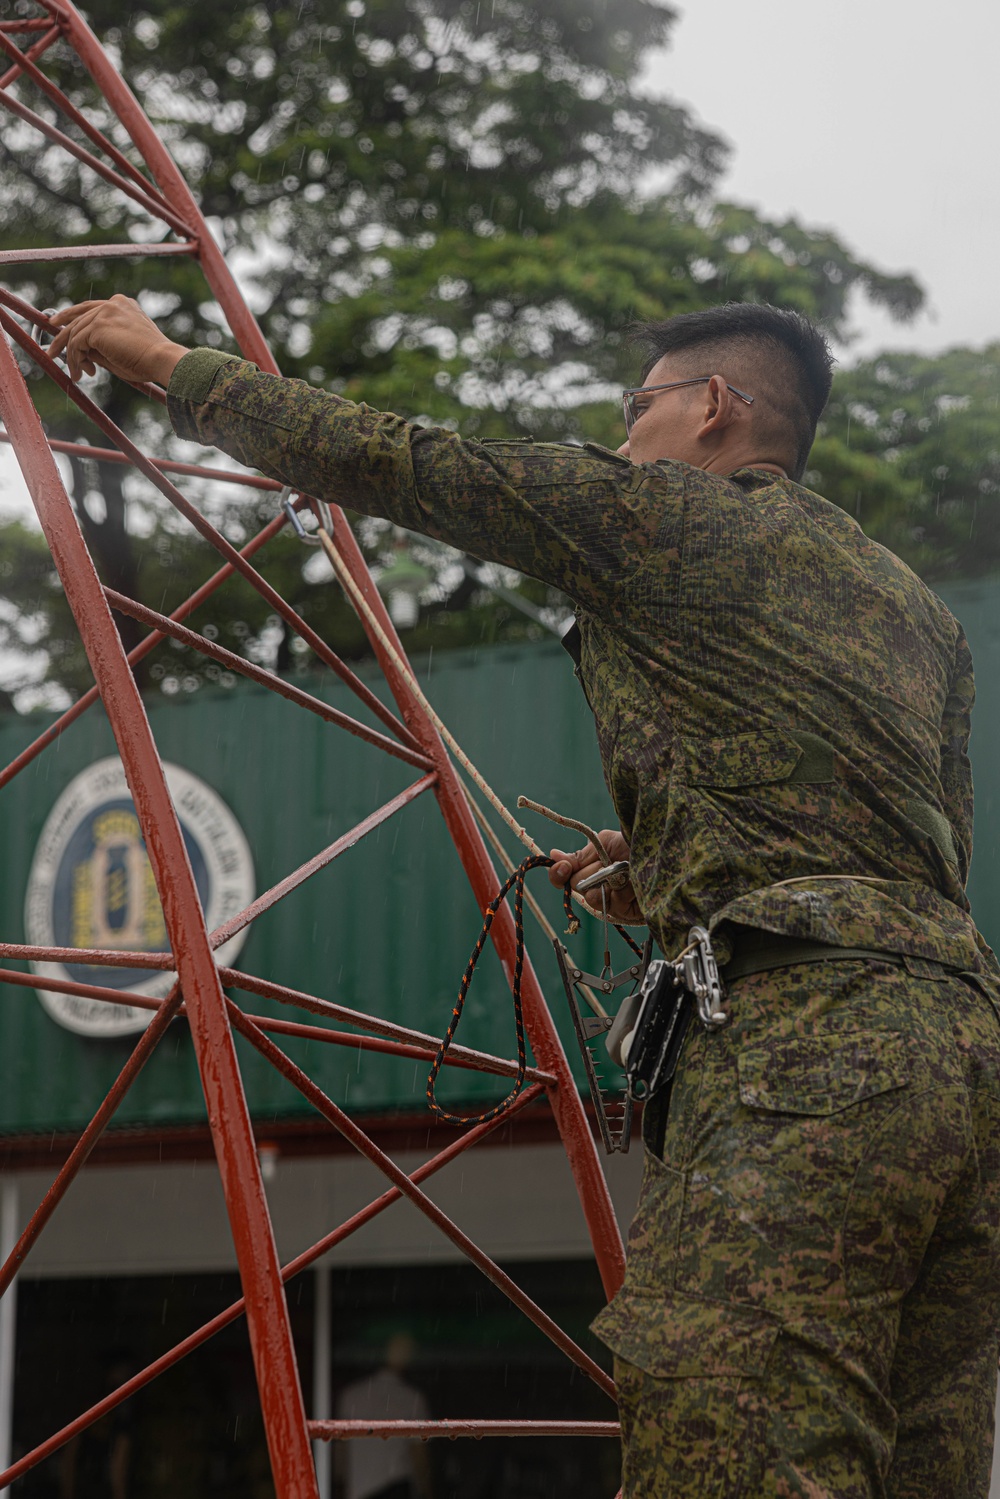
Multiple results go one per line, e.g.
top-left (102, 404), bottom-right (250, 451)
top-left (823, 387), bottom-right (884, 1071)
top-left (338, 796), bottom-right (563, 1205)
top-left (630, 302), bottom-right (834, 481)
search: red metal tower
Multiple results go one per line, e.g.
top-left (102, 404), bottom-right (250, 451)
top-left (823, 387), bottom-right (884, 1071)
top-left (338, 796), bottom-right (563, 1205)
top-left (0, 4), bottom-right (624, 1493)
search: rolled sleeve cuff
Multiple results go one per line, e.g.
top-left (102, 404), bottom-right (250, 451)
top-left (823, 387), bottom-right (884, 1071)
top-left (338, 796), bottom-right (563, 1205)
top-left (167, 349), bottom-right (248, 434)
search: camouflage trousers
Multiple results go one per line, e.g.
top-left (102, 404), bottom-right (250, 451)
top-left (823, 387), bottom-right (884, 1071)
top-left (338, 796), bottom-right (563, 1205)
top-left (592, 956), bottom-right (1000, 1497)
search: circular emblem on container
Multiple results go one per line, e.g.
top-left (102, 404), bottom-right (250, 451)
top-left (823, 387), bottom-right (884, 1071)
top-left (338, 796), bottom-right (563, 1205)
top-left (24, 758), bottom-right (254, 1038)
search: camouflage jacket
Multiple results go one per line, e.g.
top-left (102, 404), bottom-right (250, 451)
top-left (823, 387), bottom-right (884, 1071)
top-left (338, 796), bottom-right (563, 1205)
top-left (168, 350), bottom-right (992, 973)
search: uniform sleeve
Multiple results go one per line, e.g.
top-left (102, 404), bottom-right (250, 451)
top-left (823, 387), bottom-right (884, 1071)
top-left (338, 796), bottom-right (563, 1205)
top-left (939, 625), bottom-right (975, 886)
top-left (167, 351), bottom-right (674, 613)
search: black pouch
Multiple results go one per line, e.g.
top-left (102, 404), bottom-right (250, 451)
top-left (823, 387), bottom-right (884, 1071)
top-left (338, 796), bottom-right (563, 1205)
top-left (619, 959), bottom-right (694, 1102)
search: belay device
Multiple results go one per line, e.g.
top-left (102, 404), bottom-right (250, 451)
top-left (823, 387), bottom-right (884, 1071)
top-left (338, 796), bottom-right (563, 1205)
top-left (554, 917), bottom-right (728, 1154)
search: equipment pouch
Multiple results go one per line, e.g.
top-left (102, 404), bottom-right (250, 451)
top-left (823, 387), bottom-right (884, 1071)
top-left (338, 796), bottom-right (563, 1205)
top-left (619, 959), bottom-right (693, 1102)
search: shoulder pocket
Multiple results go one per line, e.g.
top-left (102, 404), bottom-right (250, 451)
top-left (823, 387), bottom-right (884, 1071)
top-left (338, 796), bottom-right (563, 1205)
top-left (685, 730), bottom-right (834, 788)
top-left (737, 1031), bottom-right (908, 1117)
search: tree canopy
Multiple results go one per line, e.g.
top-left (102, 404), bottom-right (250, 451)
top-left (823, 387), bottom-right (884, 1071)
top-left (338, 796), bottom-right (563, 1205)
top-left (0, 0), bottom-right (927, 707)
top-left (809, 345), bottom-right (1000, 582)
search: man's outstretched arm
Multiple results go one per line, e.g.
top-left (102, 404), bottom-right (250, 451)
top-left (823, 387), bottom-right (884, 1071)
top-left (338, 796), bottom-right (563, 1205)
top-left (49, 296), bottom-right (667, 610)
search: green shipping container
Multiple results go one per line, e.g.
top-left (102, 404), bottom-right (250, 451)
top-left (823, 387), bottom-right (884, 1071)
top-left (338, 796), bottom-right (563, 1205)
top-left (1, 575), bottom-right (998, 1139)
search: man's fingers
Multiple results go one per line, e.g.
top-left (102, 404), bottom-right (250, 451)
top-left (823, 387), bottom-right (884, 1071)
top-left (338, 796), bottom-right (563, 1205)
top-left (49, 308), bottom-right (103, 376)
top-left (49, 300), bottom-right (105, 327)
top-left (46, 319), bottom-right (80, 361)
top-left (45, 296), bottom-right (187, 388)
top-left (48, 302), bottom-right (107, 368)
top-left (547, 843), bottom-right (599, 888)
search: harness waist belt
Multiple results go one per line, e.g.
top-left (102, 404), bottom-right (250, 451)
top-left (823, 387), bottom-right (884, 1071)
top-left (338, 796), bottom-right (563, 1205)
top-left (722, 930), bottom-right (910, 985)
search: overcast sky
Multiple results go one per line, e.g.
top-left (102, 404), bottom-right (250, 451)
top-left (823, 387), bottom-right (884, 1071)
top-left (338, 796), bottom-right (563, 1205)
top-left (645, 0), bottom-right (1000, 360)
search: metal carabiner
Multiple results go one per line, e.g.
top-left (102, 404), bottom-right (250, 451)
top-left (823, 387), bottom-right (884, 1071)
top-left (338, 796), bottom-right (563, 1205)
top-left (280, 486), bottom-right (333, 544)
top-left (682, 925), bottom-right (728, 1028)
top-left (30, 309), bottom-right (57, 352)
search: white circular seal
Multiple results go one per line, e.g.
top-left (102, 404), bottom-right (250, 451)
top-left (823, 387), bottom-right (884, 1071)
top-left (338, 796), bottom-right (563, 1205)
top-left (24, 757), bottom-right (255, 1038)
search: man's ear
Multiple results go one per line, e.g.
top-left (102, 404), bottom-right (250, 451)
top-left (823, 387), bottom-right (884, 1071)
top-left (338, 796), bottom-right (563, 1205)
top-left (697, 374), bottom-right (739, 435)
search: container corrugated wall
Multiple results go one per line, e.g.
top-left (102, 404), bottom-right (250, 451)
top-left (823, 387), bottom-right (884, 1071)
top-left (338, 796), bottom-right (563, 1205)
top-left (1, 576), bottom-right (997, 1139)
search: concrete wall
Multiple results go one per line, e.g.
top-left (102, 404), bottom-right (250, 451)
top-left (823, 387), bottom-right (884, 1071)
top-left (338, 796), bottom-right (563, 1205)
top-left (5, 1142), bottom-right (643, 1280)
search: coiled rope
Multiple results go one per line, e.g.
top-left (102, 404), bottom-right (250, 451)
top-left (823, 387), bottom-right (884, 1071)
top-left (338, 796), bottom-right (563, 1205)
top-left (426, 854), bottom-right (575, 1125)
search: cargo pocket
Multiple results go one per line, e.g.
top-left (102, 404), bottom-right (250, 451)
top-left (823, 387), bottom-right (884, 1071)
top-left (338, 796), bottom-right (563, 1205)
top-left (672, 1030), bottom-right (910, 1309)
top-left (603, 1293), bottom-right (779, 1498)
top-left (737, 1031), bottom-right (908, 1116)
top-left (594, 1287), bottom-right (777, 1378)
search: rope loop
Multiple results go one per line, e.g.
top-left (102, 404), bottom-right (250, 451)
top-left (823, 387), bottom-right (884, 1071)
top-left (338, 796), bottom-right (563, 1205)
top-left (427, 856), bottom-right (574, 1126)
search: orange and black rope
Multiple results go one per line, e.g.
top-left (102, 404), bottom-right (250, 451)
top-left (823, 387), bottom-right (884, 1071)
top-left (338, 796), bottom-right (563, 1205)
top-left (427, 855), bottom-right (569, 1126)
top-left (427, 857), bottom-right (642, 1125)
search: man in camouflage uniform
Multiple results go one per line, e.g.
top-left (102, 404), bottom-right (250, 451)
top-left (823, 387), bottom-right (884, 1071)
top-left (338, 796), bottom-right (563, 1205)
top-left (50, 297), bottom-right (1000, 1496)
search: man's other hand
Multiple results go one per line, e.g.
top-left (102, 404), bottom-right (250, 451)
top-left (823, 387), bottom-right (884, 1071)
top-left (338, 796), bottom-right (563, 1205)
top-left (48, 295), bottom-right (189, 387)
top-left (547, 829), bottom-right (644, 925)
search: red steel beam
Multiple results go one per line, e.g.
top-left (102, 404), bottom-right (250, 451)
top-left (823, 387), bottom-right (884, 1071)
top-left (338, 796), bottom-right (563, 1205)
top-left (0, 943), bottom-right (169, 967)
top-left (104, 589), bottom-right (434, 771)
top-left (0, 965), bottom-right (555, 1086)
top-left (0, 329), bottom-right (319, 1496)
top-left (219, 1012), bottom-right (554, 1082)
top-left (0, 967), bottom-right (172, 1004)
top-left (0, 1083), bottom-right (551, 1490)
top-left (0, 983), bottom-right (183, 1295)
top-left (0, 23), bottom-right (60, 91)
top-left (0, 242), bottom-right (198, 263)
top-left (222, 967), bottom-right (535, 1062)
top-left (206, 773), bottom-right (438, 946)
top-left (0, 429), bottom-right (286, 488)
top-left (227, 1004), bottom-right (617, 1401)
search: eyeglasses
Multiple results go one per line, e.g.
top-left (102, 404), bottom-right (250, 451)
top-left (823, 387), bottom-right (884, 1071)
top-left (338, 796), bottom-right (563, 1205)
top-left (622, 377), bottom-right (753, 436)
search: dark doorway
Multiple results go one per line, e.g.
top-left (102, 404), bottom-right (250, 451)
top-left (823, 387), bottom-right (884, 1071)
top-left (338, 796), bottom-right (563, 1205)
top-left (13, 1258), bottom-right (619, 1498)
